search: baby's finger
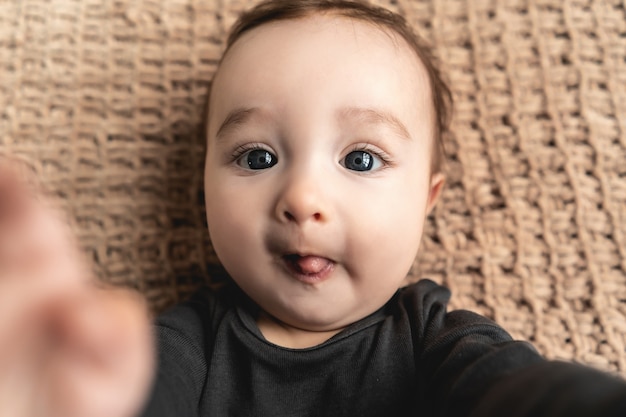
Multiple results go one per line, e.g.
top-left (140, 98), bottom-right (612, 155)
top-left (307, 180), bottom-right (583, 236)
top-left (0, 208), bottom-right (88, 297)
top-left (0, 159), bottom-right (89, 287)
top-left (0, 159), bottom-right (40, 228)
top-left (0, 158), bottom-right (47, 263)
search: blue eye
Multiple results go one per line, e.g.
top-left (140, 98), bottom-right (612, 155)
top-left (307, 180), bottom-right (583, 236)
top-left (237, 149), bottom-right (278, 170)
top-left (343, 150), bottom-right (381, 171)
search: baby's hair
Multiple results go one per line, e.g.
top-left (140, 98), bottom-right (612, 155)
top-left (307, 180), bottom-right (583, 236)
top-left (207, 0), bottom-right (452, 175)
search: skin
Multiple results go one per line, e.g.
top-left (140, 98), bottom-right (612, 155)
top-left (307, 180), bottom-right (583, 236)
top-left (205, 15), bottom-right (445, 349)
top-left (0, 162), bottom-right (154, 417)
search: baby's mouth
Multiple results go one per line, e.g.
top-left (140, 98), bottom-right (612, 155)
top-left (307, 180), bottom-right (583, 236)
top-left (282, 254), bottom-right (335, 281)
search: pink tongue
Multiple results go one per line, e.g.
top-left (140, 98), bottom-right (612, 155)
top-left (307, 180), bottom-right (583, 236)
top-left (294, 255), bottom-right (331, 274)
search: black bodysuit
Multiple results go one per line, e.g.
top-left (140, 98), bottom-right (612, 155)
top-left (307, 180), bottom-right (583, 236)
top-left (140, 279), bottom-right (626, 417)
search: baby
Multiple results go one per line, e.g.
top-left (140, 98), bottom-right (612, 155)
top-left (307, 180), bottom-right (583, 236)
top-left (2, 0), bottom-right (626, 416)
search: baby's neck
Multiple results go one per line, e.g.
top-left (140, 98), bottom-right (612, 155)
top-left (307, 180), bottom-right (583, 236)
top-left (256, 311), bottom-right (344, 349)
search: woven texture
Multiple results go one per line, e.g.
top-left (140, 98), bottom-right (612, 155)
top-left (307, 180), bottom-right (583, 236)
top-left (1, 0), bottom-right (625, 375)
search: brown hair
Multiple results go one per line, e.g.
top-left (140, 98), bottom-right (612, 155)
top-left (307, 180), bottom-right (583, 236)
top-left (208, 0), bottom-right (452, 174)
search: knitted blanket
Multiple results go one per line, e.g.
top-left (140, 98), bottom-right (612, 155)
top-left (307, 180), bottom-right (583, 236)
top-left (1, 0), bottom-right (625, 375)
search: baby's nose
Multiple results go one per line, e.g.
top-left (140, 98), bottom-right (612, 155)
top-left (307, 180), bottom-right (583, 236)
top-left (274, 172), bottom-right (329, 225)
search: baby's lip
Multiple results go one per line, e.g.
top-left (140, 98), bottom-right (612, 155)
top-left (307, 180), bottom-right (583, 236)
top-left (281, 253), bottom-right (336, 283)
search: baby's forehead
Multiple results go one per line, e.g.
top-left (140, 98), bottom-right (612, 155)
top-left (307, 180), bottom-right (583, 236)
top-left (216, 14), bottom-right (428, 82)
top-left (210, 14), bottom-right (432, 115)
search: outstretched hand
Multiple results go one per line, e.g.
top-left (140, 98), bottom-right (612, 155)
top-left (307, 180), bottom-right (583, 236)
top-left (0, 159), bottom-right (154, 417)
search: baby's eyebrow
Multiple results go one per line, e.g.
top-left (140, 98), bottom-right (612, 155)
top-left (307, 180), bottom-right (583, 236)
top-left (214, 106), bottom-right (412, 141)
top-left (215, 107), bottom-right (268, 141)
top-left (337, 107), bottom-right (412, 141)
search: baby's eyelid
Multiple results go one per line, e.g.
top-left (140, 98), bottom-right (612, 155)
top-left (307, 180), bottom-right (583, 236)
top-left (352, 143), bottom-right (391, 161)
top-left (231, 142), bottom-right (269, 156)
top-left (230, 143), bottom-right (269, 161)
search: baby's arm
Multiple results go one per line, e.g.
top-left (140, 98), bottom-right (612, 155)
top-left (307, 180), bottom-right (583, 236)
top-left (0, 160), bottom-right (154, 417)
top-left (413, 280), bottom-right (626, 417)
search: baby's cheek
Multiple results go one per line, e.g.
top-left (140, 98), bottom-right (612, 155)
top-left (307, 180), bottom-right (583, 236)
top-left (207, 200), bottom-right (261, 270)
top-left (208, 210), bottom-right (244, 251)
top-left (369, 195), bottom-right (425, 265)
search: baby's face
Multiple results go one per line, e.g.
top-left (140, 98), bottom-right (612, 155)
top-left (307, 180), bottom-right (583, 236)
top-left (205, 15), bottom-right (442, 335)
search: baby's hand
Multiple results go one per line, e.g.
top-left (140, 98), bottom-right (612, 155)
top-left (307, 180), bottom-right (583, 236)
top-left (0, 159), bottom-right (154, 417)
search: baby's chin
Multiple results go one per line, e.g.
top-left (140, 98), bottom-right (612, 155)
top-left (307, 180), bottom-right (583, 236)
top-left (256, 309), bottom-right (351, 349)
top-left (265, 298), bottom-right (383, 329)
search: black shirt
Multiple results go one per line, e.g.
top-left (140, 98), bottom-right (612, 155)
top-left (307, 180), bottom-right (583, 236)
top-left (140, 279), bottom-right (626, 416)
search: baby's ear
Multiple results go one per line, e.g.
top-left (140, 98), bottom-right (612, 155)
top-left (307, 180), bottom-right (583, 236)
top-left (425, 172), bottom-right (445, 215)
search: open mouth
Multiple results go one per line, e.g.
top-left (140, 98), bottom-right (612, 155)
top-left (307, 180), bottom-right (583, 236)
top-left (282, 254), bottom-right (335, 282)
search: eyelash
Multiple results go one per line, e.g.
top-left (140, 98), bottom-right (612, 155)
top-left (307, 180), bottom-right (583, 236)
top-left (228, 142), bottom-right (394, 168)
top-left (229, 142), bottom-right (270, 162)
top-left (347, 143), bottom-right (393, 167)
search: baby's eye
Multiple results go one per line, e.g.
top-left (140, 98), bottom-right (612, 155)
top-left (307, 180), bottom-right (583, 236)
top-left (342, 150), bottom-right (382, 172)
top-left (236, 149), bottom-right (278, 170)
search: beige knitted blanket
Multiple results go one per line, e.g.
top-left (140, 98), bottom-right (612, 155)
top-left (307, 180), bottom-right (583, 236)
top-left (1, 0), bottom-right (625, 376)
